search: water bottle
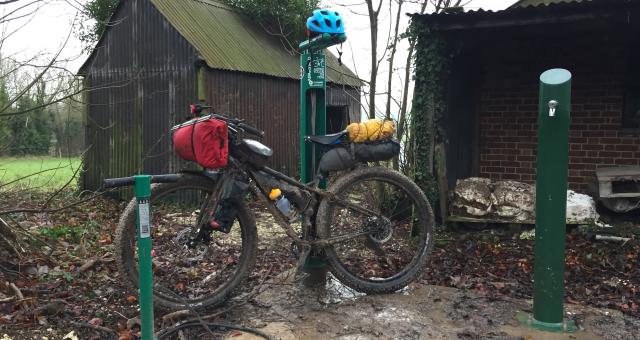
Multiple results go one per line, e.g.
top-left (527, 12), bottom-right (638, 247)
top-left (269, 188), bottom-right (295, 220)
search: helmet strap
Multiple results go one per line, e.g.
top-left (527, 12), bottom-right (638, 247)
top-left (337, 43), bottom-right (343, 66)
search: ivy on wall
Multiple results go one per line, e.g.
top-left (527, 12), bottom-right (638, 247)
top-left (409, 19), bottom-right (451, 208)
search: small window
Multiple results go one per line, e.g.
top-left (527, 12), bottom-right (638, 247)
top-left (622, 46), bottom-right (640, 133)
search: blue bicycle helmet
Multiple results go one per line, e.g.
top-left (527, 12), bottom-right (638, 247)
top-left (306, 9), bottom-right (344, 34)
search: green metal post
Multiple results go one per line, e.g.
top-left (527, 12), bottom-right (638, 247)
top-left (299, 33), bottom-right (345, 281)
top-left (518, 68), bottom-right (576, 332)
top-left (134, 175), bottom-right (155, 340)
top-left (299, 49), bottom-right (327, 183)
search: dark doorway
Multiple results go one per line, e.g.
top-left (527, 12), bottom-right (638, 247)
top-left (327, 105), bottom-right (349, 133)
top-left (444, 52), bottom-right (478, 188)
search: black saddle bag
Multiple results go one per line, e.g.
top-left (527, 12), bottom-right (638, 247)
top-left (318, 140), bottom-right (400, 173)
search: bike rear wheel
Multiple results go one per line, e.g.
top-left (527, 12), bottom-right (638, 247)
top-left (114, 174), bottom-right (257, 310)
top-left (316, 167), bottom-right (434, 293)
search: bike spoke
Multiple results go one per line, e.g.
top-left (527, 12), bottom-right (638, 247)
top-left (327, 176), bottom-right (424, 281)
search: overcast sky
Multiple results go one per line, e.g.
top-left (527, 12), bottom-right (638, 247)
top-left (0, 0), bottom-right (517, 115)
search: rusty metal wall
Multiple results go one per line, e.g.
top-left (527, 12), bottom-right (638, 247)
top-left (82, 0), bottom-right (362, 190)
top-left (82, 0), bottom-right (198, 192)
top-left (204, 68), bottom-right (361, 176)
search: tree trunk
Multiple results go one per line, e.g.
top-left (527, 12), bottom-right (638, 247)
top-left (394, 0), bottom-right (428, 171)
top-left (366, 0), bottom-right (382, 119)
top-left (385, 0), bottom-right (404, 120)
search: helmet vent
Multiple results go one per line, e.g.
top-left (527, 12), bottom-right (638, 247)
top-left (324, 18), bottom-right (331, 26)
top-left (320, 10), bottom-right (329, 15)
top-left (336, 19), bottom-right (342, 28)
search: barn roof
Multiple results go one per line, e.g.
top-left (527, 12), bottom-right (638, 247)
top-left (511, 0), bottom-right (589, 7)
top-left (79, 0), bottom-right (361, 87)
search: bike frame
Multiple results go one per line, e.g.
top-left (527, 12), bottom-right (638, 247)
top-left (196, 158), bottom-right (383, 255)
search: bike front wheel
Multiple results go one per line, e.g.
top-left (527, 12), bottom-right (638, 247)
top-left (316, 167), bottom-right (434, 294)
top-left (114, 174), bottom-right (257, 310)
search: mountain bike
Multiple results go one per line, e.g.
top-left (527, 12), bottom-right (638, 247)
top-left (108, 107), bottom-right (434, 310)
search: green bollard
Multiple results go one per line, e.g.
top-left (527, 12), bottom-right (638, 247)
top-left (518, 68), bottom-right (576, 332)
top-left (134, 175), bottom-right (155, 340)
top-left (298, 32), bottom-right (345, 284)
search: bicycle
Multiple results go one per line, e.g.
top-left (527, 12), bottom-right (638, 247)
top-left (108, 106), bottom-right (435, 311)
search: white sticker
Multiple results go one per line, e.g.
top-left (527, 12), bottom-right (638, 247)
top-left (138, 201), bottom-right (151, 238)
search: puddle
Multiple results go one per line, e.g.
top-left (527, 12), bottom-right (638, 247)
top-left (317, 273), bottom-right (366, 305)
top-left (374, 307), bottom-right (412, 323)
top-left (317, 274), bottom-right (417, 305)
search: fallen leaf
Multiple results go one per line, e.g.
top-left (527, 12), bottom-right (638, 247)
top-left (89, 317), bottom-right (103, 326)
top-left (62, 331), bottom-right (79, 340)
top-left (118, 331), bottom-right (133, 340)
top-left (126, 295), bottom-right (137, 303)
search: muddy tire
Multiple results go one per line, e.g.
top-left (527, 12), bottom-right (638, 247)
top-left (114, 174), bottom-right (257, 311)
top-left (316, 167), bottom-right (434, 294)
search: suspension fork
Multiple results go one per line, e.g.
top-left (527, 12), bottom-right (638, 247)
top-left (188, 171), bottom-right (232, 246)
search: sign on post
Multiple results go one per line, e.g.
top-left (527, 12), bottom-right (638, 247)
top-left (134, 175), bottom-right (155, 340)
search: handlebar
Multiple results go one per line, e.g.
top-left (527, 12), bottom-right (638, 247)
top-left (172, 111), bottom-right (264, 138)
top-left (237, 122), bottom-right (264, 137)
top-left (103, 174), bottom-right (180, 189)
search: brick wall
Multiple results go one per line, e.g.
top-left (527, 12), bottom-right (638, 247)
top-left (477, 36), bottom-right (640, 191)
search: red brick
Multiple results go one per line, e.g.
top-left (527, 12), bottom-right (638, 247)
top-left (486, 154), bottom-right (506, 160)
top-left (502, 173), bottom-right (521, 180)
top-left (583, 144), bottom-right (604, 151)
top-left (502, 161), bottom-right (520, 168)
top-left (615, 158), bottom-right (639, 165)
top-left (485, 167), bottom-right (505, 172)
top-left (598, 151), bottom-right (620, 157)
top-left (518, 155), bottom-right (536, 162)
top-left (619, 152), bottom-right (633, 158)
top-left (582, 131), bottom-right (605, 137)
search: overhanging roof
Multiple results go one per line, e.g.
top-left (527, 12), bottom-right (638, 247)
top-left (79, 0), bottom-right (361, 87)
top-left (410, 0), bottom-right (639, 32)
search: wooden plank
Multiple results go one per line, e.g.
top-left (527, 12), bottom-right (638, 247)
top-left (596, 166), bottom-right (640, 180)
top-left (601, 192), bottom-right (640, 198)
top-left (435, 143), bottom-right (448, 227)
top-left (447, 215), bottom-right (534, 225)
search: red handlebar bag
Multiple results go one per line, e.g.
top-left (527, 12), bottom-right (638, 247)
top-left (173, 119), bottom-right (229, 169)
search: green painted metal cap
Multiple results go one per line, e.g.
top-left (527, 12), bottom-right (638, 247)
top-left (540, 68), bottom-right (572, 85)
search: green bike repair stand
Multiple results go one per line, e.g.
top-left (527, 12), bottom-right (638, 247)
top-left (299, 33), bottom-right (346, 284)
top-left (134, 175), bottom-right (156, 340)
top-left (516, 69), bottom-right (576, 333)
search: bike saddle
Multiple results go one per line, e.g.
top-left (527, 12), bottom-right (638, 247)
top-left (305, 131), bottom-right (347, 146)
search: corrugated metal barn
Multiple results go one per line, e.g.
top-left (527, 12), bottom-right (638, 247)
top-left (78, 0), bottom-right (362, 192)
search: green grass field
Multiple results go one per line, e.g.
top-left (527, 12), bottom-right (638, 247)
top-left (0, 157), bottom-right (81, 190)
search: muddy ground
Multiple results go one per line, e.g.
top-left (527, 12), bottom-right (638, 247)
top-left (218, 274), bottom-right (640, 340)
top-left (1, 196), bottom-right (638, 339)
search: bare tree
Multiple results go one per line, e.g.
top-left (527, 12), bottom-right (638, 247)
top-left (385, 0), bottom-right (404, 120)
top-left (0, 0), bottom-right (91, 258)
top-left (365, 0), bottom-right (383, 119)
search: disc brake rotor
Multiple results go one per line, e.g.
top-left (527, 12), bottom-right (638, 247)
top-left (365, 216), bottom-right (393, 243)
